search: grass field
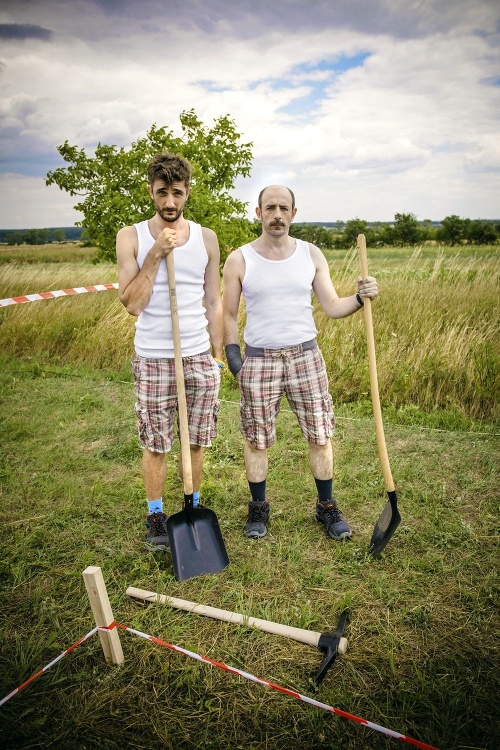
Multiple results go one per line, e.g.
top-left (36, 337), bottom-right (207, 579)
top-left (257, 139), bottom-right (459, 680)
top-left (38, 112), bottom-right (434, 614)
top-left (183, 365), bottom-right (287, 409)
top-left (0, 243), bottom-right (498, 749)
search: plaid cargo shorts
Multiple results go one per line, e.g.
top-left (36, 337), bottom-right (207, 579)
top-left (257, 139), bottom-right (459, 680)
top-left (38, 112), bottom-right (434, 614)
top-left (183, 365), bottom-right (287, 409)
top-left (236, 343), bottom-right (334, 449)
top-left (132, 354), bottom-right (220, 452)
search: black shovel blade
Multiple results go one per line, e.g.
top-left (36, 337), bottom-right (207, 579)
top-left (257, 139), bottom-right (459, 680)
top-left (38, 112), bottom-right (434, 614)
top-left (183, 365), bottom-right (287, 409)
top-left (167, 496), bottom-right (229, 581)
top-left (369, 490), bottom-right (401, 557)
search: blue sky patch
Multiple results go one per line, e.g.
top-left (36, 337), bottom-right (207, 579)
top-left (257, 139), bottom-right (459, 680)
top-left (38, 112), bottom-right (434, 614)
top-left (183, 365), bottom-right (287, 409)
top-left (277, 52), bottom-right (370, 117)
top-left (480, 76), bottom-right (500, 86)
top-left (293, 52), bottom-right (371, 76)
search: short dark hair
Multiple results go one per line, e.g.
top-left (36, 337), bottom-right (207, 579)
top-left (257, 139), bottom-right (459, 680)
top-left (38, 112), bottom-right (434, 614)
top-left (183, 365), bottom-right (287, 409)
top-left (147, 152), bottom-right (192, 188)
top-left (258, 185), bottom-right (295, 210)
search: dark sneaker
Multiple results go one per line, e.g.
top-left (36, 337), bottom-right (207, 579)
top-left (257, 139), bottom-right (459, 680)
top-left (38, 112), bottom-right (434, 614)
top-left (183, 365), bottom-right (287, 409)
top-left (316, 499), bottom-right (352, 540)
top-left (145, 511), bottom-right (169, 551)
top-left (244, 500), bottom-right (269, 539)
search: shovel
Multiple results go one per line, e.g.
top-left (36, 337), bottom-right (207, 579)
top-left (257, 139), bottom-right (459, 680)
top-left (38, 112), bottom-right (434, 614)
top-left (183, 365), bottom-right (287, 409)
top-left (357, 234), bottom-right (401, 556)
top-left (165, 252), bottom-right (229, 580)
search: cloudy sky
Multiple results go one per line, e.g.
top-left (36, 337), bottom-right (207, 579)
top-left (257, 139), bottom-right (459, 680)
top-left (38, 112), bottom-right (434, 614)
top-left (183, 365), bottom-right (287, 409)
top-left (0, 0), bottom-right (499, 229)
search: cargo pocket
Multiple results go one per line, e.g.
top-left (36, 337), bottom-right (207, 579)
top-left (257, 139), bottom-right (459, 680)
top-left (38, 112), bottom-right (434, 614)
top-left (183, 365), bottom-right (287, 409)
top-left (135, 404), bottom-right (164, 451)
top-left (323, 393), bottom-right (335, 434)
top-left (213, 399), bottom-right (220, 425)
top-left (239, 398), bottom-right (256, 443)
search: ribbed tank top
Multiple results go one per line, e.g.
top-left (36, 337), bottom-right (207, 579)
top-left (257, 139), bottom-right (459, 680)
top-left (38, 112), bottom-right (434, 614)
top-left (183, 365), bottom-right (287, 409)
top-left (134, 220), bottom-right (210, 357)
top-left (241, 239), bottom-right (317, 348)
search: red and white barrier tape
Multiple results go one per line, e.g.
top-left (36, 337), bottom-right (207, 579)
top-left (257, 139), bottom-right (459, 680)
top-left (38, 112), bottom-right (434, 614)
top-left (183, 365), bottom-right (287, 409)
top-left (0, 283), bottom-right (118, 308)
top-left (0, 627), bottom-right (99, 706)
top-left (0, 621), bottom-right (440, 749)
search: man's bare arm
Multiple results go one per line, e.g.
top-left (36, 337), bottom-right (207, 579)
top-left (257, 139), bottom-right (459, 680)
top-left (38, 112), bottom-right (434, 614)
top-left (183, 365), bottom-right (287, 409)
top-left (116, 225), bottom-right (177, 317)
top-left (310, 244), bottom-right (378, 318)
top-left (222, 249), bottom-right (245, 375)
top-left (222, 249), bottom-right (245, 345)
top-left (201, 227), bottom-right (223, 361)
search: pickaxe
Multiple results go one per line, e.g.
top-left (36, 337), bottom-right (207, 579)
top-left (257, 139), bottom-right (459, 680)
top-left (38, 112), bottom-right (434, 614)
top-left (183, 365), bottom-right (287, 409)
top-left (126, 586), bottom-right (348, 684)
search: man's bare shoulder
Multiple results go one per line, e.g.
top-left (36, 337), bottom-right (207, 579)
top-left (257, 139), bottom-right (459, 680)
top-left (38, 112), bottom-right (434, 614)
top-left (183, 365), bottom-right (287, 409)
top-left (201, 225), bottom-right (220, 253)
top-left (116, 224), bottom-right (138, 241)
top-left (201, 225), bottom-right (218, 242)
top-left (116, 225), bottom-right (138, 262)
top-left (223, 247), bottom-right (245, 272)
top-left (307, 242), bottom-right (328, 268)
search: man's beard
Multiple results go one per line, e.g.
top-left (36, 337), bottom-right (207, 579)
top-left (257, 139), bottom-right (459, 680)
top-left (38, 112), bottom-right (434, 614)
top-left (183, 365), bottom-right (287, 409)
top-left (156, 205), bottom-right (184, 223)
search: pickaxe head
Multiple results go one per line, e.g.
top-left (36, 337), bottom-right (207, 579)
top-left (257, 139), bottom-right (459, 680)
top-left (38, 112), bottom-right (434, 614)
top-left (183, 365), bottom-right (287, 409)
top-left (314, 609), bottom-right (349, 685)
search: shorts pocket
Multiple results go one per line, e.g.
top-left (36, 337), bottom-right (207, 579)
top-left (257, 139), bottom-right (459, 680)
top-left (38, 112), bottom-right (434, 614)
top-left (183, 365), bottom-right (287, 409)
top-left (135, 404), bottom-right (164, 451)
top-left (239, 399), bottom-right (256, 443)
top-left (213, 399), bottom-right (220, 427)
top-left (323, 393), bottom-right (335, 434)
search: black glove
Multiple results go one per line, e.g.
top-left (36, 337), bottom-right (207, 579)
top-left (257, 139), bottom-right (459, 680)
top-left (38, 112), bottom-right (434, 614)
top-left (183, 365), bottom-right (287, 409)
top-left (225, 344), bottom-right (243, 376)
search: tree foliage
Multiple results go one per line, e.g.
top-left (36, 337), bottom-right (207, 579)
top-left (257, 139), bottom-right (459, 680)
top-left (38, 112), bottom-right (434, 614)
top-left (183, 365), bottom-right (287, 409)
top-left (290, 223), bottom-right (335, 248)
top-left (46, 110), bottom-right (254, 262)
top-left (287, 214), bottom-right (498, 252)
top-left (393, 212), bottom-right (421, 245)
top-left (438, 214), bottom-right (465, 245)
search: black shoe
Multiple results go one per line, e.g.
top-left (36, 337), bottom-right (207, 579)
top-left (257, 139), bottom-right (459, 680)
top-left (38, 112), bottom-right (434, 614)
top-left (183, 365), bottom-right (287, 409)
top-left (316, 499), bottom-right (352, 540)
top-left (145, 511), bottom-right (169, 551)
top-left (244, 500), bottom-right (269, 539)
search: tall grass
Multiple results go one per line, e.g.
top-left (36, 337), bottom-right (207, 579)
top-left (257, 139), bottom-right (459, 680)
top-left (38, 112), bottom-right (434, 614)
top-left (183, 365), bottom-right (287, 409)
top-left (0, 260), bottom-right (132, 375)
top-left (1, 244), bottom-right (498, 424)
top-left (317, 247), bottom-right (499, 423)
top-left (0, 242), bottom-right (97, 264)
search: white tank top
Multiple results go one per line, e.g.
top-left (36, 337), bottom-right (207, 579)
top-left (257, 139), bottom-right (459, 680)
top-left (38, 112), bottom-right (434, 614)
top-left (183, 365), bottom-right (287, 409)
top-left (134, 220), bottom-right (210, 357)
top-left (241, 239), bottom-right (317, 348)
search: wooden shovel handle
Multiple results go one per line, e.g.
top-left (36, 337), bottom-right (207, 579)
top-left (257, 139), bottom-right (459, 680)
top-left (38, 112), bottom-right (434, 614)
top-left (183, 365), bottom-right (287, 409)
top-left (126, 586), bottom-right (347, 653)
top-left (166, 252), bottom-right (193, 494)
top-left (357, 235), bottom-right (395, 493)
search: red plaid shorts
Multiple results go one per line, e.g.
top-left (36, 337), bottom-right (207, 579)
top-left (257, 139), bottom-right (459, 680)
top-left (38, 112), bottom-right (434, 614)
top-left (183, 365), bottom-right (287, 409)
top-left (132, 354), bottom-right (220, 452)
top-left (236, 344), bottom-right (334, 449)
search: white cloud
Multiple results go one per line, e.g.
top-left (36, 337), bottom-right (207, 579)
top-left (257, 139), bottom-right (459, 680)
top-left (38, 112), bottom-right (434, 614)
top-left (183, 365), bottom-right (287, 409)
top-left (0, 174), bottom-right (83, 229)
top-left (0, 0), bottom-right (498, 227)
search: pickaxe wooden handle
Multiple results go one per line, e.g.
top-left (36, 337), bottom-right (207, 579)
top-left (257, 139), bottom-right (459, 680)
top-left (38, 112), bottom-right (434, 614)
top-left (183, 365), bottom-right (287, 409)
top-left (126, 587), bottom-right (347, 654)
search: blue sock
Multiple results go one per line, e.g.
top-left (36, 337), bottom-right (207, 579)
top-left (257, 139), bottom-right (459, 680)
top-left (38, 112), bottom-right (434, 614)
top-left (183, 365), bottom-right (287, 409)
top-left (193, 491), bottom-right (200, 508)
top-left (147, 498), bottom-right (163, 514)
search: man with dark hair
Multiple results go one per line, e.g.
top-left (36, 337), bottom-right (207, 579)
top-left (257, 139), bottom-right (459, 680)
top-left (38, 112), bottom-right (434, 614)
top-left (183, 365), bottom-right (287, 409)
top-left (117, 152), bottom-right (224, 551)
top-left (223, 185), bottom-right (378, 541)
top-left (147, 153), bottom-right (192, 198)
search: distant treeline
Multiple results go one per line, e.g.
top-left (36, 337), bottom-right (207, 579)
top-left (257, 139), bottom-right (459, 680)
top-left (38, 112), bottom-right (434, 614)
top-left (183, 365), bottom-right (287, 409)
top-left (1, 213), bottom-right (498, 250)
top-left (290, 214), bottom-right (500, 248)
top-left (0, 226), bottom-right (84, 245)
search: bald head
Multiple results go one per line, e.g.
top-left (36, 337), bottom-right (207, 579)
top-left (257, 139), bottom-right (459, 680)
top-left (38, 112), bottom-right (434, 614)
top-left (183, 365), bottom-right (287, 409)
top-left (258, 185), bottom-right (295, 211)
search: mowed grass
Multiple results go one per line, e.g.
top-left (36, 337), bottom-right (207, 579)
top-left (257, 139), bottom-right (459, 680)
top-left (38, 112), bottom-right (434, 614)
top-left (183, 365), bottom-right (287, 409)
top-left (0, 242), bottom-right (499, 749)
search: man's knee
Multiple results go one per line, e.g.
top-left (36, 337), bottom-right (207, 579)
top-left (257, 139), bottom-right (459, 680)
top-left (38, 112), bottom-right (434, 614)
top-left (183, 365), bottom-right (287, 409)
top-left (245, 440), bottom-right (267, 454)
top-left (143, 447), bottom-right (166, 461)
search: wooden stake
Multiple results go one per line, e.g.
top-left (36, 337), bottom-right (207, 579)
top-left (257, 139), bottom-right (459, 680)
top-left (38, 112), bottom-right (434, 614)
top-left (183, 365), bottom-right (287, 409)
top-left (83, 566), bottom-right (124, 666)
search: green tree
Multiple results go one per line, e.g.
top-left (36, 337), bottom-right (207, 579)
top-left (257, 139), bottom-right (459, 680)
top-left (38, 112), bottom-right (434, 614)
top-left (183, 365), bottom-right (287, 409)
top-left (6, 230), bottom-right (27, 245)
top-left (290, 223), bottom-right (334, 249)
top-left (438, 215), bottom-right (467, 245)
top-left (53, 228), bottom-right (66, 243)
top-left (337, 217), bottom-right (369, 248)
top-left (379, 223), bottom-right (396, 245)
top-left (466, 220), bottom-right (497, 245)
top-left (420, 220), bottom-right (436, 242)
top-left (393, 212), bottom-right (421, 245)
top-left (24, 228), bottom-right (50, 245)
top-left (46, 110), bottom-right (254, 262)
